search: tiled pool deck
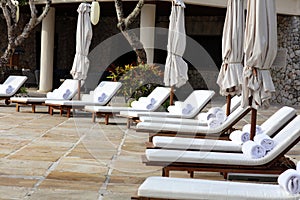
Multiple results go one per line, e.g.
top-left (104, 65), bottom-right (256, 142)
top-left (0, 98), bottom-right (299, 199)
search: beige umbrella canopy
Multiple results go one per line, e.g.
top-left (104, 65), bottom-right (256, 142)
top-left (217, 0), bottom-right (245, 116)
top-left (70, 3), bottom-right (93, 99)
top-left (242, 0), bottom-right (277, 139)
top-left (164, 0), bottom-right (188, 105)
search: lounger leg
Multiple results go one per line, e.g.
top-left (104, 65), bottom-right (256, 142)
top-left (162, 167), bottom-right (169, 177)
top-left (105, 114), bottom-right (109, 125)
top-left (67, 108), bottom-right (71, 118)
top-left (127, 119), bottom-right (131, 128)
top-left (16, 103), bottom-right (20, 112)
top-left (223, 172), bottom-right (228, 179)
top-left (60, 108), bottom-right (63, 116)
top-left (188, 170), bottom-right (194, 178)
top-left (92, 113), bottom-right (96, 122)
top-left (4, 99), bottom-right (10, 105)
top-left (32, 105), bottom-right (36, 113)
top-left (49, 106), bottom-right (53, 115)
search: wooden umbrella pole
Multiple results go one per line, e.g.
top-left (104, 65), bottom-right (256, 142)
top-left (226, 94), bottom-right (231, 116)
top-left (78, 80), bottom-right (81, 100)
top-left (250, 108), bottom-right (257, 140)
top-left (170, 86), bottom-right (174, 105)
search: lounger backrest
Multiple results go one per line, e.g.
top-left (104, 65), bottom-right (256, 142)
top-left (259, 115), bottom-right (300, 164)
top-left (47, 79), bottom-right (79, 100)
top-left (92, 81), bottom-right (122, 104)
top-left (171, 90), bottom-right (215, 118)
top-left (261, 106), bottom-right (296, 137)
top-left (145, 87), bottom-right (171, 109)
top-left (0, 75), bottom-right (27, 96)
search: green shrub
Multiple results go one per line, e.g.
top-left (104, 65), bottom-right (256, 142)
top-left (107, 63), bottom-right (163, 102)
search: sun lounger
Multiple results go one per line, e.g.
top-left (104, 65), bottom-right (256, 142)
top-left (0, 75), bottom-right (27, 105)
top-left (133, 176), bottom-right (300, 200)
top-left (143, 115), bottom-right (300, 178)
top-left (148, 106), bottom-right (297, 151)
top-left (139, 94), bottom-right (241, 126)
top-left (137, 105), bottom-right (251, 142)
top-left (10, 79), bottom-right (79, 113)
top-left (84, 86), bottom-right (171, 124)
top-left (119, 90), bottom-right (215, 128)
top-left (45, 81), bottom-right (122, 118)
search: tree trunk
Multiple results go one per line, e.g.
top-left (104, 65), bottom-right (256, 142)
top-left (114, 0), bottom-right (147, 64)
top-left (0, 0), bottom-right (51, 71)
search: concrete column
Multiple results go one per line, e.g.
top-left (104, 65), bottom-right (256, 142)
top-left (39, 7), bottom-right (55, 92)
top-left (140, 4), bottom-right (156, 64)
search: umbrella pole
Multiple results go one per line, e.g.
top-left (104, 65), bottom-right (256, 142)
top-left (169, 86), bottom-right (174, 105)
top-left (78, 80), bottom-right (81, 100)
top-left (249, 96), bottom-right (257, 140)
top-left (226, 94), bottom-right (231, 116)
top-left (250, 108), bottom-right (257, 140)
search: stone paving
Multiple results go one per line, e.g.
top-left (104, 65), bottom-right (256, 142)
top-left (0, 99), bottom-right (299, 200)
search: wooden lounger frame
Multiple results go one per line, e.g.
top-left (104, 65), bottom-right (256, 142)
top-left (142, 134), bottom-right (300, 178)
top-left (137, 108), bottom-right (251, 142)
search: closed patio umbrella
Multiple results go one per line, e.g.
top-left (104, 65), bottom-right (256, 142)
top-left (164, 0), bottom-right (188, 105)
top-left (70, 3), bottom-right (93, 99)
top-left (242, 0), bottom-right (277, 139)
top-left (216, 0), bottom-right (244, 116)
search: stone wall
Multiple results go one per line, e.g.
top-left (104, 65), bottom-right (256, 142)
top-left (273, 15), bottom-right (300, 106)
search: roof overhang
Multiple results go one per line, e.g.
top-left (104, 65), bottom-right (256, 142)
top-left (35, 0), bottom-right (300, 16)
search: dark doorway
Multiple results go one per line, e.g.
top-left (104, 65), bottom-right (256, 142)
top-left (192, 35), bottom-right (222, 69)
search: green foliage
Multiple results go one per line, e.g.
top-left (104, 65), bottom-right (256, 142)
top-left (19, 0), bottom-right (27, 6)
top-left (107, 63), bottom-right (164, 102)
top-left (19, 86), bottom-right (27, 94)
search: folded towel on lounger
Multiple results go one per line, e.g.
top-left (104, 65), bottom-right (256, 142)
top-left (98, 93), bottom-right (107, 102)
top-left (63, 89), bottom-right (71, 99)
top-left (6, 85), bottom-right (14, 94)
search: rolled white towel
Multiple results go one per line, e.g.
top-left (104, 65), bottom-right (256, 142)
top-left (207, 117), bottom-right (221, 129)
top-left (229, 130), bottom-right (250, 144)
top-left (215, 110), bottom-right (227, 123)
top-left (242, 124), bottom-right (263, 135)
top-left (278, 169), bottom-right (300, 194)
top-left (137, 97), bottom-right (149, 103)
top-left (206, 107), bottom-right (223, 120)
top-left (167, 103), bottom-right (182, 114)
top-left (242, 140), bottom-right (266, 159)
top-left (297, 161), bottom-right (300, 172)
top-left (131, 100), bottom-right (145, 109)
top-left (254, 134), bottom-right (276, 151)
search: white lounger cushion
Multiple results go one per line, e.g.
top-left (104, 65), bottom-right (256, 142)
top-left (139, 95), bottom-right (241, 124)
top-left (0, 76), bottom-right (27, 97)
top-left (10, 79), bottom-right (79, 103)
top-left (44, 81), bottom-right (122, 106)
top-left (152, 106), bottom-right (296, 151)
top-left (145, 115), bottom-right (300, 166)
top-left (46, 79), bottom-right (79, 100)
top-left (138, 176), bottom-right (300, 200)
top-left (84, 87), bottom-right (171, 113)
top-left (119, 90), bottom-right (215, 118)
top-left (137, 106), bottom-right (250, 134)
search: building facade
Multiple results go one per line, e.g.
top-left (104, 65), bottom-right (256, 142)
top-left (0, 0), bottom-right (299, 105)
